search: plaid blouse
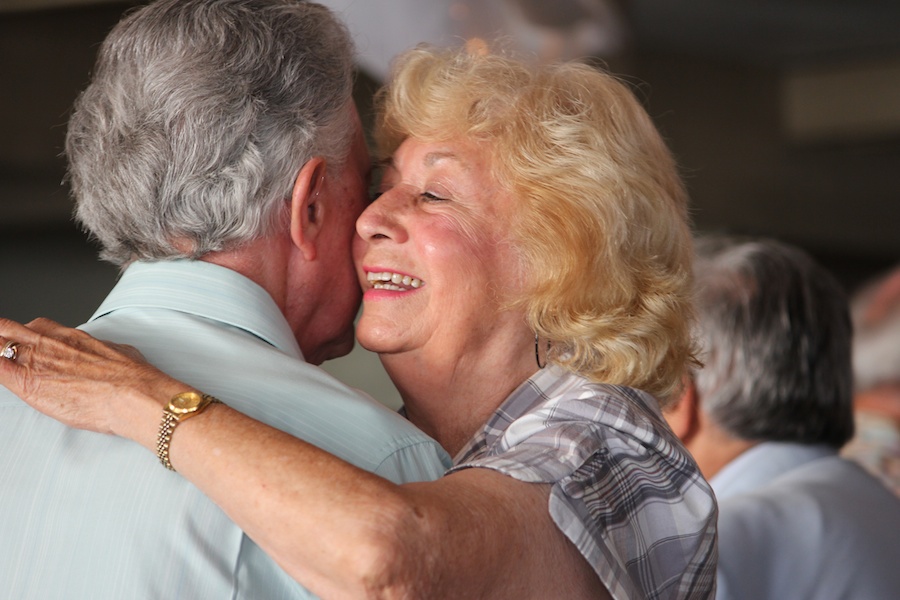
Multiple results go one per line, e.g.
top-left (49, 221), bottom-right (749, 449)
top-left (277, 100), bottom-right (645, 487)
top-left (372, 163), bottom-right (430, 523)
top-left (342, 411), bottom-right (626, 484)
top-left (448, 366), bottom-right (718, 599)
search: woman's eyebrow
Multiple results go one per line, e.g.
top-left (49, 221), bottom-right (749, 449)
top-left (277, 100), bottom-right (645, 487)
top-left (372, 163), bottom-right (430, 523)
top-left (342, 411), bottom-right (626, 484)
top-left (424, 151), bottom-right (466, 169)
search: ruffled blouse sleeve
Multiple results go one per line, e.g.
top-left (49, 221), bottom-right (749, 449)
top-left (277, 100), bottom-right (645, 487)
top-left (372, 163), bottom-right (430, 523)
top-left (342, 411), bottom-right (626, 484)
top-left (448, 367), bottom-right (718, 600)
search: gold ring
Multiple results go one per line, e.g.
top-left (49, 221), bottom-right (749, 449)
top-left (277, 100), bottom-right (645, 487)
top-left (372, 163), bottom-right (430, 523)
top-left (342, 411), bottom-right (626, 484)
top-left (1, 341), bottom-right (19, 362)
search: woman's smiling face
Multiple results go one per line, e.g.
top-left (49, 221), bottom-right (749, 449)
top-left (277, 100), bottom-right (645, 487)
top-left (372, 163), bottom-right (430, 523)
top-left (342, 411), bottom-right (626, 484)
top-left (353, 136), bottom-right (526, 359)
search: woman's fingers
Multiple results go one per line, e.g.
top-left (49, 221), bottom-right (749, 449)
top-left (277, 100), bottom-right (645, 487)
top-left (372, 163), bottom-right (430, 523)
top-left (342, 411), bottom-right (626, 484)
top-left (0, 316), bottom-right (182, 444)
top-left (0, 317), bottom-right (44, 350)
top-left (26, 317), bottom-right (141, 361)
top-left (0, 318), bottom-right (121, 433)
top-left (0, 318), bottom-right (81, 379)
top-left (0, 334), bottom-right (31, 399)
top-left (1, 338), bottom-right (22, 362)
top-left (0, 319), bottom-right (39, 392)
top-left (0, 317), bottom-right (147, 372)
top-left (26, 317), bottom-right (96, 347)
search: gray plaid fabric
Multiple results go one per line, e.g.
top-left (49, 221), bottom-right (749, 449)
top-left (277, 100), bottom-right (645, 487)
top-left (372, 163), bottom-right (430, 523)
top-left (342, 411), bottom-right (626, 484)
top-left (448, 366), bottom-right (718, 599)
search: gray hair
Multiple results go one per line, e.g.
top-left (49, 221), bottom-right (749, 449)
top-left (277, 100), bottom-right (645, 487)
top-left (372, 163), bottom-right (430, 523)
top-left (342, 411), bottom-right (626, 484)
top-left (691, 235), bottom-right (854, 448)
top-left (851, 265), bottom-right (900, 391)
top-left (66, 0), bottom-right (356, 265)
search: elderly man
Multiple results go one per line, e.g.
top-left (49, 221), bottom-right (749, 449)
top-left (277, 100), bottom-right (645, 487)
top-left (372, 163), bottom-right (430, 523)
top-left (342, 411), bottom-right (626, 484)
top-left (665, 235), bottom-right (900, 600)
top-left (0, 1), bottom-right (447, 598)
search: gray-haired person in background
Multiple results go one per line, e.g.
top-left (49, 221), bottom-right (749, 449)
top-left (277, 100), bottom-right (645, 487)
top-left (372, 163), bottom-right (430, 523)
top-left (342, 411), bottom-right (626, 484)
top-left (665, 235), bottom-right (900, 600)
top-left (0, 1), bottom-right (449, 597)
top-left (842, 264), bottom-right (900, 496)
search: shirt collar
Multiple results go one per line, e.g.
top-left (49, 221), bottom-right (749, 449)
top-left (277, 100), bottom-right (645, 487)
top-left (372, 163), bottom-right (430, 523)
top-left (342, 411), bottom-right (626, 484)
top-left (711, 441), bottom-right (836, 500)
top-left (89, 260), bottom-right (303, 359)
top-left (452, 365), bottom-right (570, 463)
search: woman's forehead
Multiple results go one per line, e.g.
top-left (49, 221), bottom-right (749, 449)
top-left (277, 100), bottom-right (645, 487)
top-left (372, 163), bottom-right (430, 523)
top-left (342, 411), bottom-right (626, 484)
top-left (392, 136), bottom-right (491, 168)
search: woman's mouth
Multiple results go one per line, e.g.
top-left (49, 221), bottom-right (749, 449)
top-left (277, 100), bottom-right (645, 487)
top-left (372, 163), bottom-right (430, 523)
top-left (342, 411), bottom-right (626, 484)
top-left (366, 270), bottom-right (424, 291)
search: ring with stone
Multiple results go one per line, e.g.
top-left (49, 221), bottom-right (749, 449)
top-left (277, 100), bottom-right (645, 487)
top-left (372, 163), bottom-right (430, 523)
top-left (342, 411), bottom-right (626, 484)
top-left (1, 341), bottom-right (19, 362)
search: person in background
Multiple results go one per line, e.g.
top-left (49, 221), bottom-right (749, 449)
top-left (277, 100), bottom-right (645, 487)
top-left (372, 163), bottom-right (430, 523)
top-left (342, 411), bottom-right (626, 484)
top-left (0, 40), bottom-right (718, 599)
top-left (665, 235), bottom-right (900, 600)
top-left (842, 264), bottom-right (900, 496)
top-left (0, 1), bottom-right (449, 597)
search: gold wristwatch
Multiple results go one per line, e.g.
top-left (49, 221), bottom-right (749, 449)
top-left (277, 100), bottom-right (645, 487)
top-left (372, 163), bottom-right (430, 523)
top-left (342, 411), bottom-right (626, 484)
top-left (156, 391), bottom-right (222, 471)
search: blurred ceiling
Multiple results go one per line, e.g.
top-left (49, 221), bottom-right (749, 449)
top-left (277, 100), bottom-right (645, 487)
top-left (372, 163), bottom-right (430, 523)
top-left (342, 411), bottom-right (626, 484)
top-left (4, 0), bottom-right (900, 69)
top-left (314, 0), bottom-right (900, 77)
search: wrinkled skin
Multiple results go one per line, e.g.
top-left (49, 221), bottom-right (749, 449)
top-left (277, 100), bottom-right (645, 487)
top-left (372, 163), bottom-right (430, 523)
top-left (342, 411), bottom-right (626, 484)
top-left (0, 317), bottom-right (180, 438)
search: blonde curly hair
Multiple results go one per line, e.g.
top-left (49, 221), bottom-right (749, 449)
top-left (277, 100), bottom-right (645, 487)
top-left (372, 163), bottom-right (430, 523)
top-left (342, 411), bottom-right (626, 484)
top-left (375, 44), bottom-right (697, 403)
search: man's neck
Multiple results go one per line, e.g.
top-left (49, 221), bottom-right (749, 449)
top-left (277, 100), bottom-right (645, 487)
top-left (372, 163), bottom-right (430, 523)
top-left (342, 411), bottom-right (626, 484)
top-left (200, 235), bottom-right (293, 315)
top-left (684, 422), bottom-right (757, 481)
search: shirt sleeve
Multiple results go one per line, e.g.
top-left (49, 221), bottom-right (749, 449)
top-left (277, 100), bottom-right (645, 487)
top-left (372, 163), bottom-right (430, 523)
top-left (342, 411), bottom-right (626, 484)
top-left (447, 393), bottom-right (718, 600)
top-left (373, 436), bottom-right (452, 484)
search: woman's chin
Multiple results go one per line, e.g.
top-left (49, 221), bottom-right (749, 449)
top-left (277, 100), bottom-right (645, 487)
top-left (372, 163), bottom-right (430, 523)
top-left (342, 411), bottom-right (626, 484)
top-left (355, 323), bottom-right (404, 355)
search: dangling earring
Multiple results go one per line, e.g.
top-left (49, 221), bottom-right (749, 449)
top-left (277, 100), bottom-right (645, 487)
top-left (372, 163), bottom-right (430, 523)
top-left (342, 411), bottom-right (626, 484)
top-left (535, 333), bottom-right (550, 369)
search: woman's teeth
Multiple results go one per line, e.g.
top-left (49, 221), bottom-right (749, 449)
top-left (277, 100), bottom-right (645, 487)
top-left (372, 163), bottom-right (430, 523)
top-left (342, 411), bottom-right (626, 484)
top-left (367, 271), bottom-right (423, 291)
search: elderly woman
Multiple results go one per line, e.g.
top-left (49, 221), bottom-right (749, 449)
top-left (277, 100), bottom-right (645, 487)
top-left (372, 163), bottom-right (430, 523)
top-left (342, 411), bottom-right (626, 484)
top-left (0, 45), bottom-right (716, 599)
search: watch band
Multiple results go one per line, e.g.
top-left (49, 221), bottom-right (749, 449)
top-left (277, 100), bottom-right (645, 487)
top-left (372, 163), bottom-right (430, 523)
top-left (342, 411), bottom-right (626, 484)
top-left (156, 410), bottom-right (180, 471)
top-left (156, 392), bottom-right (222, 471)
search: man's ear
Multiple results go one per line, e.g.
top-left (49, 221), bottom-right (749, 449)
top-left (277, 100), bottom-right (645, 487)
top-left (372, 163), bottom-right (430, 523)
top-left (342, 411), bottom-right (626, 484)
top-left (289, 157), bottom-right (327, 261)
top-left (665, 374), bottom-right (702, 444)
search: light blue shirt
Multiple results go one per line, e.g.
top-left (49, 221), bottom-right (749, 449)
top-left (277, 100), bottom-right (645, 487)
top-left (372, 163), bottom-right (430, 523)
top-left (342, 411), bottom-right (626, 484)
top-left (0, 260), bottom-right (450, 600)
top-left (712, 441), bottom-right (900, 600)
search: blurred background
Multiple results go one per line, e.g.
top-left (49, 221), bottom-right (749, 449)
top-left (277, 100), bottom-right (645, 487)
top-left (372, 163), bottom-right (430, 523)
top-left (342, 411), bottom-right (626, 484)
top-left (2, 0), bottom-right (899, 406)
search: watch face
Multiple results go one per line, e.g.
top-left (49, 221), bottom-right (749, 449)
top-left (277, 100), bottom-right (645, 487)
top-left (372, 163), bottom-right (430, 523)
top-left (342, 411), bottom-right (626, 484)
top-left (169, 392), bottom-right (203, 415)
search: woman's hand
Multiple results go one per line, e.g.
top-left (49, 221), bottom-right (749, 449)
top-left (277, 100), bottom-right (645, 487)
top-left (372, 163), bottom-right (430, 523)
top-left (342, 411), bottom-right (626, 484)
top-left (0, 317), bottom-right (184, 444)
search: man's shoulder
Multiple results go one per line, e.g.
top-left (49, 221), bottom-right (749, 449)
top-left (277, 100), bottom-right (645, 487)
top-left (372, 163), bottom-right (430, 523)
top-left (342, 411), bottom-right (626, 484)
top-left (736, 452), bottom-right (893, 502)
top-left (83, 309), bottom-right (449, 480)
top-left (718, 453), bottom-right (900, 549)
top-left (717, 453), bottom-right (900, 598)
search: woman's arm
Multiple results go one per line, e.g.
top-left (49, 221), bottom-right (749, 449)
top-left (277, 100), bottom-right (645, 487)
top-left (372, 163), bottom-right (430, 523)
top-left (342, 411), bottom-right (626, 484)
top-left (0, 318), bottom-right (608, 599)
top-left (173, 407), bottom-right (606, 599)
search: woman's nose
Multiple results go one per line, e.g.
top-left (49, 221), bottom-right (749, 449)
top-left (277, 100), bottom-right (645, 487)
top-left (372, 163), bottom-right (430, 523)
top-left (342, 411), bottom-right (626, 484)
top-left (355, 190), bottom-right (409, 243)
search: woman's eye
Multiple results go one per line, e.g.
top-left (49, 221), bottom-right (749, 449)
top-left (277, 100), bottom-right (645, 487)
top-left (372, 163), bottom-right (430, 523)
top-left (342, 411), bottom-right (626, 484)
top-left (420, 191), bottom-right (446, 202)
